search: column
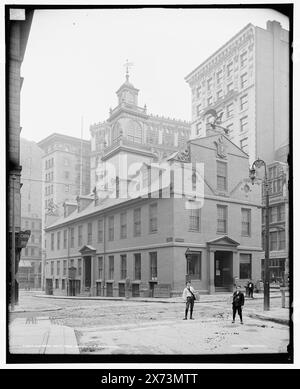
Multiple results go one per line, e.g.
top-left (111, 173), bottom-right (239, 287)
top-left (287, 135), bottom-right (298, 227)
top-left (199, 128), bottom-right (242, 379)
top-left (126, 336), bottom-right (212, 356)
top-left (207, 249), bottom-right (215, 294)
top-left (232, 251), bottom-right (239, 286)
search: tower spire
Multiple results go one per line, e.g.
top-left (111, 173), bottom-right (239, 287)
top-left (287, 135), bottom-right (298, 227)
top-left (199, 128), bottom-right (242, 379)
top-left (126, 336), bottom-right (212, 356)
top-left (124, 59), bottom-right (134, 82)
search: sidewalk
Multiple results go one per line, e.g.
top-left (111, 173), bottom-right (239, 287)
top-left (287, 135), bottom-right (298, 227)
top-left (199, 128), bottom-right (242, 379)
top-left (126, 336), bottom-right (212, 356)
top-left (9, 317), bottom-right (79, 354)
top-left (34, 291), bottom-right (283, 304)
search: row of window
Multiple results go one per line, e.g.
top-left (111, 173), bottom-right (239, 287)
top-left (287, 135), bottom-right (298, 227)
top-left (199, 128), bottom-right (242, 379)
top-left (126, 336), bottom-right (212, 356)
top-left (195, 52), bottom-right (249, 98)
top-left (50, 204), bottom-right (158, 250)
top-left (49, 203), bottom-right (252, 252)
top-left (262, 230), bottom-right (286, 251)
top-left (195, 72), bottom-right (249, 111)
top-left (262, 204), bottom-right (286, 224)
top-left (23, 220), bottom-right (42, 230)
top-left (23, 247), bottom-right (42, 257)
top-left (50, 252), bottom-right (157, 281)
top-left (45, 158), bottom-right (54, 170)
top-left (45, 171), bottom-right (54, 182)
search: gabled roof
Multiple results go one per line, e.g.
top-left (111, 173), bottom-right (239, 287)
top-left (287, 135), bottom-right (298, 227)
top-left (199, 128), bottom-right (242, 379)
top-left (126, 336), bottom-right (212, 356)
top-left (207, 236), bottom-right (240, 247)
top-left (79, 245), bottom-right (96, 253)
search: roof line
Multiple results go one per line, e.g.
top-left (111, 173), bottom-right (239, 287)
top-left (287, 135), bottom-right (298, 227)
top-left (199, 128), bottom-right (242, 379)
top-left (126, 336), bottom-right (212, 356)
top-left (185, 23), bottom-right (254, 82)
top-left (37, 132), bottom-right (90, 146)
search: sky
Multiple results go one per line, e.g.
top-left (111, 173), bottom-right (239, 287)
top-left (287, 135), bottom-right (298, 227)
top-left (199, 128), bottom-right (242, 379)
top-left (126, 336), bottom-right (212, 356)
top-left (20, 7), bottom-right (290, 143)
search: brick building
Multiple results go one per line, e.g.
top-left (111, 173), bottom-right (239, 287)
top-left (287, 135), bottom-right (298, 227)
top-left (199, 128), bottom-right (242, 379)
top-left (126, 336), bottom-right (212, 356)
top-left (44, 132), bottom-right (262, 297)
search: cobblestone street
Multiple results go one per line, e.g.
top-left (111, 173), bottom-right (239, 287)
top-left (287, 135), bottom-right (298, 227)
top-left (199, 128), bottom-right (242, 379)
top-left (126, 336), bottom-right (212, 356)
top-left (9, 291), bottom-right (290, 355)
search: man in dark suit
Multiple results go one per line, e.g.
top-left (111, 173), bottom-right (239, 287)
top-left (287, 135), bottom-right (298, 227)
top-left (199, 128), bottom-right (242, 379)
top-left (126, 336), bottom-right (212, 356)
top-left (232, 286), bottom-right (245, 324)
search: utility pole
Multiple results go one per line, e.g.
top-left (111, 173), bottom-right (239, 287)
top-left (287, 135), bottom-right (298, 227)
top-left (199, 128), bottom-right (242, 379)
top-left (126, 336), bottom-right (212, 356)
top-left (249, 158), bottom-right (270, 311)
top-left (11, 175), bottom-right (16, 311)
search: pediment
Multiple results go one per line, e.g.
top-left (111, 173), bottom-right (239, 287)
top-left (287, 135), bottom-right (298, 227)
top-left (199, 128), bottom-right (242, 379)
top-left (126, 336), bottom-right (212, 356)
top-left (79, 245), bottom-right (96, 254)
top-left (207, 236), bottom-right (240, 247)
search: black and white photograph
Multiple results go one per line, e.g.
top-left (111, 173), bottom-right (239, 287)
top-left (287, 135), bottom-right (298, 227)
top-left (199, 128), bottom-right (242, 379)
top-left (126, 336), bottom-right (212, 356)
top-left (3, 2), bottom-right (295, 369)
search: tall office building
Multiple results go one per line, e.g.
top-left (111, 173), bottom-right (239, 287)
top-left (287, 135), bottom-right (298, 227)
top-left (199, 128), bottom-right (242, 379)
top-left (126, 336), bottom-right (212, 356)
top-left (37, 133), bottom-right (91, 289)
top-left (185, 20), bottom-right (289, 165)
top-left (19, 138), bottom-right (43, 288)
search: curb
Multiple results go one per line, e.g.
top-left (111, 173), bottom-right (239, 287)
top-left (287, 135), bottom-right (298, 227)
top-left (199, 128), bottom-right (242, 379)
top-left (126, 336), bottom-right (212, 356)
top-left (10, 306), bottom-right (63, 313)
top-left (248, 313), bottom-right (289, 326)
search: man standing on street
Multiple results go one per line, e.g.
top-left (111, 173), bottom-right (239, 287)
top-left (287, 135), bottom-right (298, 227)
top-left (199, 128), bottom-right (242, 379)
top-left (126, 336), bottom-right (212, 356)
top-left (232, 285), bottom-right (245, 324)
top-left (182, 281), bottom-right (196, 320)
top-left (247, 280), bottom-right (254, 298)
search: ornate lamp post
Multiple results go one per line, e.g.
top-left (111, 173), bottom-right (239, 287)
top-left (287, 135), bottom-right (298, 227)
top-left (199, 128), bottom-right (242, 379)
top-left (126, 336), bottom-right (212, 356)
top-left (249, 158), bottom-right (270, 311)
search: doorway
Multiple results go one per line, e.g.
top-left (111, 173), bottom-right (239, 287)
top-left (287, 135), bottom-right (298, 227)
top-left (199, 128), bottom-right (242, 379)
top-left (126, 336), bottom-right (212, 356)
top-left (84, 256), bottom-right (91, 289)
top-left (214, 251), bottom-right (233, 288)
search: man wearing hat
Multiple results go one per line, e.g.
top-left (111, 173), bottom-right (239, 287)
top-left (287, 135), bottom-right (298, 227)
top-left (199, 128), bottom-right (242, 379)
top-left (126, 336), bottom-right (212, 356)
top-left (232, 285), bottom-right (245, 324)
top-left (182, 281), bottom-right (196, 320)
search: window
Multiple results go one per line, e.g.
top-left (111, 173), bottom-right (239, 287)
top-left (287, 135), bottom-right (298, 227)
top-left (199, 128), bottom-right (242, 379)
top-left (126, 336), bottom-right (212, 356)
top-left (207, 96), bottom-right (213, 106)
top-left (57, 231), bottom-right (61, 250)
top-left (57, 260), bottom-right (60, 276)
top-left (226, 103), bottom-right (234, 117)
top-left (109, 256), bottom-right (114, 279)
top-left (63, 230), bottom-right (67, 249)
top-left (134, 253), bottom-right (141, 280)
top-left (279, 230), bottom-right (286, 250)
top-left (216, 69), bottom-right (223, 84)
top-left (78, 225), bottom-right (83, 246)
top-left (98, 257), bottom-right (103, 279)
top-left (240, 254), bottom-right (251, 279)
top-left (227, 82), bottom-right (234, 93)
top-left (134, 208), bottom-right (141, 237)
top-left (120, 212), bottom-right (127, 239)
top-left (242, 208), bottom-right (251, 236)
top-left (127, 125), bottom-right (142, 143)
top-left (278, 204), bottom-right (285, 221)
top-left (196, 86), bottom-right (201, 98)
top-left (70, 259), bottom-right (74, 268)
top-left (270, 206), bottom-right (277, 223)
top-left (189, 206), bottom-right (201, 232)
top-left (217, 161), bottom-right (227, 191)
top-left (217, 89), bottom-right (223, 100)
top-left (240, 51), bottom-right (248, 67)
top-left (64, 171), bottom-right (70, 180)
top-left (78, 259), bottom-right (82, 276)
top-left (65, 185), bottom-right (69, 192)
top-left (62, 279), bottom-right (65, 290)
top-left (25, 248), bottom-right (28, 256)
top-left (240, 137), bottom-right (249, 154)
top-left (51, 233), bottom-right (54, 250)
top-left (240, 94), bottom-right (248, 111)
top-left (55, 279), bottom-right (59, 289)
top-left (87, 222), bottom-right (92, 245)
top-left (227, 62), bottom-right (233, 77)
top-left (150, 252), bottom-right (157, 279)
top-left (28, 204), bottom-right (31, 212)
top-left (270, 231), bottom-right (277, 251)
top-left (120, 254), bottom-right (127, 279)
top-left (51, 261), bottom-right (54, 275)
top-left (196, 104), bottom-right (202, 116)
top-left (31, 234), bottom-right (35, 243)
top-left (97, 218), bottom-right (103, 243)
top-left (241, 73), bottom-right (248, 89)
top-left (70, 228), bottom-right (74, 248)
top-left (63, 260), bottom-right (67, 276)
top-left (63, 158), bottom-right (69, 167)
top-left (217, 205), bottom-right (227, 233)
top-left (149, 203), bottom-right (158, 233)
top-left (187, 252), bottom-right (201, 279)
top-left (108, 216), bottom-right (114, 241)
top-left (207, 77), bottom-right (213, 92)
top-left (240, 116), bottom-right (248, 132)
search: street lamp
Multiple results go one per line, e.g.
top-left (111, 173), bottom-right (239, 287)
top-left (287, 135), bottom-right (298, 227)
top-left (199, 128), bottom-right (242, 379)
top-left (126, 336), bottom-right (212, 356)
top-left (249, 158), bottom-right (270, 311)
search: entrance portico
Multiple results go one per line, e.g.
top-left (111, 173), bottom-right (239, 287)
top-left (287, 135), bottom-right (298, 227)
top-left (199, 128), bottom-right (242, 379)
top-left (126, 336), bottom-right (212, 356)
top-left (79, 245), bottom-right (96, 294)
top-left (207, 236), bottom-right (240, 293)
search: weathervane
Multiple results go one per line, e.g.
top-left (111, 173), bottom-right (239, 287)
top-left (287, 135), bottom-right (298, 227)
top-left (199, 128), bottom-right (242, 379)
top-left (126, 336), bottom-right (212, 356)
top-left (124, 59), bottom-right (134, 80)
